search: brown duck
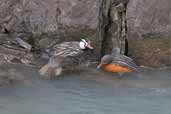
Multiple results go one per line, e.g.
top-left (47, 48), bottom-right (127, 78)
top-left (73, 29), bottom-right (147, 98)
top-left (97, 48), bottom-right (139, 74)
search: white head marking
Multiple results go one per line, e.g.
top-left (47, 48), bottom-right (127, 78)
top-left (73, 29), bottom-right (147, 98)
top-left (79, 39), bottom-right (87, 49)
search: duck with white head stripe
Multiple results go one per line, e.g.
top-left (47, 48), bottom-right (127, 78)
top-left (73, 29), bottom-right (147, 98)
top-left (39, 39), bottom-right (94, 78)
top-left (79, 39), bottom-right (94, 50)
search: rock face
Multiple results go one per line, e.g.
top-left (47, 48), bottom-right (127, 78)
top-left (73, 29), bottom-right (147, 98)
top-left (0, 0), bottom-right (99, 45)
top-left (0, 0), bottom-right (99, 31)
top-left (97, 0), bottom-right (129, 57)
top-left (0, 0), bottom-right (170, 67)
top-left (127, 0), bottom-right (171, 67)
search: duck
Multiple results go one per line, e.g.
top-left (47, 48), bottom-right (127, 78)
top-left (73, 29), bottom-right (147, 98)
top-left (39, 39), bottom-right (94, 78)
top-left (97, 47), bottom-right (139, 75)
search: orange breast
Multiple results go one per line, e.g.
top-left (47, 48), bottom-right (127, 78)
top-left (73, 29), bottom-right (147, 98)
top-left (103, 64), bottom-right (131, 73)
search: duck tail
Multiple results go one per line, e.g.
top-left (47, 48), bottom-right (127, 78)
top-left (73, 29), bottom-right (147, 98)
top-left (39, 64), bottom-right (62, 78)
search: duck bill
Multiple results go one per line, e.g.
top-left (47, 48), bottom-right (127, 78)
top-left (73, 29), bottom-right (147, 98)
top-left (97, 63), bottom-right (103, 69)
top-left (86, 43), bottom-right (94, 50)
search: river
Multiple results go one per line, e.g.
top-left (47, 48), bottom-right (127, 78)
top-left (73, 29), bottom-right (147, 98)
top-left (0, 64), bottom-right (171, 114)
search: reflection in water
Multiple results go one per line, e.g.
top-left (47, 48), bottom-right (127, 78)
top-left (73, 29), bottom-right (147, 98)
top-left (0, 64), bottom-right (171, 114)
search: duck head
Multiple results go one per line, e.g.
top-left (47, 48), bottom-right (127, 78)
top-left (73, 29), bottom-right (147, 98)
top-left (111, 47), bottom-right (120, 55)
top-left (79, 39), bottom-right (94, 50)
top-left (97, 55), bottom-right (113, 69)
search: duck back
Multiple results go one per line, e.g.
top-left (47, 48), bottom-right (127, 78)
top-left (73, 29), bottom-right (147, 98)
top-left (112, 54), bottom-right (139, 72)
top-left (47, 41), bottom-right (83, 58)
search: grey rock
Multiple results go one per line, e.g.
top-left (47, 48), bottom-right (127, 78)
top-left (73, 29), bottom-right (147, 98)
top-left (127, 0), bottom-right (171, 35)
top-left (0, 0), bottom-right (170, 67)
top-left (15, 37), bottom-right (32, 51)
top-left (0, 0), bottom-right (99, 34)
top-left (127, 0), bottom-right (171, 67)
top-left (116, 3), bottom-right (125, 12)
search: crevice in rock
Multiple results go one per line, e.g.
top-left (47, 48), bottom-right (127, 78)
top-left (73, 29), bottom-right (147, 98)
top-left (97, 0), bottom-right (129, 57)
top-left (97, 0), bottom-right (111, 58)
top-left (123, 3), bottom-right (128, 56)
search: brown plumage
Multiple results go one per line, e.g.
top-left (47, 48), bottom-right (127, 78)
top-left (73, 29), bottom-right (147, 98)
top-left (97, 48), bottom-right (139, 74)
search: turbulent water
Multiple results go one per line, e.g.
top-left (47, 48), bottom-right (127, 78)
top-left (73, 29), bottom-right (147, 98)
top-left (0, 64), bottom-right (171, 114)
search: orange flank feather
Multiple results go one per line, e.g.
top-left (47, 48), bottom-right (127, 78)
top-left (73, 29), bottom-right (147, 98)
top-left (102, 64), bottom-right (132, 73)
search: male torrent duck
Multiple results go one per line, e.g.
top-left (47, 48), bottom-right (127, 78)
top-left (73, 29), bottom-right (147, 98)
top-left (97, 48), bottom-right (139, 75)
top-left (39, 39), bottom-right (94, 78)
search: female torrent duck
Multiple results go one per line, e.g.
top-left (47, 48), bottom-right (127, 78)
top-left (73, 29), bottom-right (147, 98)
top-left (39, 39), bottom-right (94, 78)
top-left (97, 48), bottom-right (139, 75)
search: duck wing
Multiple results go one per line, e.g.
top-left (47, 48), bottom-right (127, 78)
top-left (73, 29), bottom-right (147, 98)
top-left (48, 56), bottom-right (64, 67)
top-left (112, 60), bottom-right (139, 72)
top-left (114, 54), bottom-right (133, 61)
top-left (47, 41), bottom-right (83, 57)
top-left (112, 54), bottom-right (140, 72)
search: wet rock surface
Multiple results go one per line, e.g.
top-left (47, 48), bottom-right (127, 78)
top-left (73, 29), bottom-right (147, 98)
top-left (0, 63), bottom-right (31, 86)
top-left (0, 34), bottom-right (41, 67)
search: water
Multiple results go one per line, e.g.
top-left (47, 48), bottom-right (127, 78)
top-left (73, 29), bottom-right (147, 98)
top-left (0, 64), bottom-right (171, 114)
